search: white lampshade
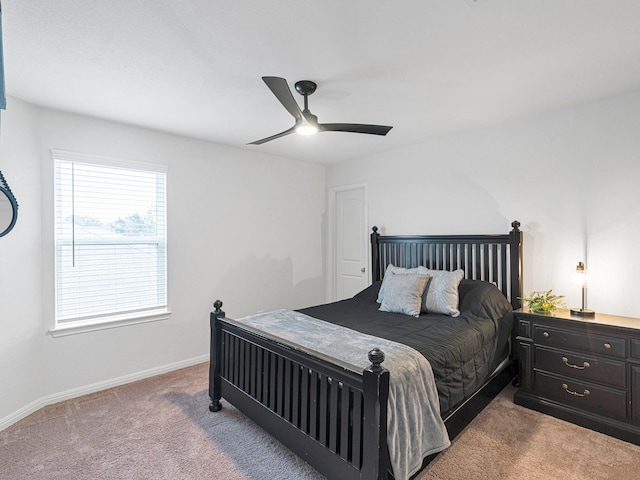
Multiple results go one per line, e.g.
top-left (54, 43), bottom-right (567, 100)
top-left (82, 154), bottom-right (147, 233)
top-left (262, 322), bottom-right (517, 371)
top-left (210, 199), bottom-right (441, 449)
top-left (573, 261), bottom-right (587, 287)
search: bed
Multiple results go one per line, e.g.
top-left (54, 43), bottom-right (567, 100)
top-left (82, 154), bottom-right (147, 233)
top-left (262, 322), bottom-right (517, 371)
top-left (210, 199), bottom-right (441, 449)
top-left (208, 221), bottom-right (523, 480)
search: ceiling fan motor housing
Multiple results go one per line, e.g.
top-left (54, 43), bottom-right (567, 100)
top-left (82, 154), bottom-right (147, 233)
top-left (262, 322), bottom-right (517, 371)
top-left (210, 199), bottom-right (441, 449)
top-left (294, 80), bottom-right (317, 96)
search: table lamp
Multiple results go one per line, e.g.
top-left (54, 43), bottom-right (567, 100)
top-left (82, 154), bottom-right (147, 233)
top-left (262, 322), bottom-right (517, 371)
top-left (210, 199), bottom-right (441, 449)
top-left (570, 261), bottom-right (595, 317)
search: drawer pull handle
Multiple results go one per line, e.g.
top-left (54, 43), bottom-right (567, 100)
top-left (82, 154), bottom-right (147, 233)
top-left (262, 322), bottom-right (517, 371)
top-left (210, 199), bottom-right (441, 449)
top-left (562, 383), bottom-right (590, 397)
top-left (562, 356), bottom-right (590, 369)
top-left (604, 343), bottom-right (611, 349)
top-left (543, 332), bottom-right (550, 338)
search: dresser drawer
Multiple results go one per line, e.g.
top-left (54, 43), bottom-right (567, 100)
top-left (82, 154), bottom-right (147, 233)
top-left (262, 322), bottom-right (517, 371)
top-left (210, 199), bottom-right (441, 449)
top-left (533, 325), bottom-right (626, 358)
top-left (534, 346), bottom-right (626, 388)
top-left (534, 371), bottom-right (627, 421)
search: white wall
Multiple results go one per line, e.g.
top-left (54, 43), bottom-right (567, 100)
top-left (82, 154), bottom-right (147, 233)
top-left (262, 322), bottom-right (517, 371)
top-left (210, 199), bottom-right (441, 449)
top-left (327, 90), bottom-right (640, 318)
top-left (0, 99), bottom-right (45, 427)
top-left (0, 98), bottom-right (326, 426)
top-left (4, 88), bottom-right (640, 428)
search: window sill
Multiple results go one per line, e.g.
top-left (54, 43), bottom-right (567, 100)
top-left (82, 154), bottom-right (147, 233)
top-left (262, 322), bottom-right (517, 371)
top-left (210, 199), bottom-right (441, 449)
top-left (48, 309), bottom-right (172, 337)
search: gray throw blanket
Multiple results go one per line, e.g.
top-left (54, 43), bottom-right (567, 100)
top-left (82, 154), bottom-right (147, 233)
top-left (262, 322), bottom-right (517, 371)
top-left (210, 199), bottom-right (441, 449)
top-left (235, 309), bottom-right (450, 480)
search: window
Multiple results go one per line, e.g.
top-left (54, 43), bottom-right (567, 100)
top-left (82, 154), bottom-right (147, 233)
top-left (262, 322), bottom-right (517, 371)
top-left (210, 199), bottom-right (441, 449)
top-left (52, 150), bottom-right (168, 335)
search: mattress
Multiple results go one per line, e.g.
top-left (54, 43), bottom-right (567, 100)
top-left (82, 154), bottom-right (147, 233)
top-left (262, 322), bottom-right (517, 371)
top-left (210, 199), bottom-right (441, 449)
top-left (298, 278), bottom-right (514, 414)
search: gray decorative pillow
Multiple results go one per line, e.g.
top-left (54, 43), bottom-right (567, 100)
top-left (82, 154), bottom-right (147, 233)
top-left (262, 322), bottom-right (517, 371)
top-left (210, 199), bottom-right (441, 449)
top-left (377, 264), bottom-right (429, 303)
top-left (422, 269), bottom-right (465, 317)
top-left (379, 272), bottom-right (430, 317)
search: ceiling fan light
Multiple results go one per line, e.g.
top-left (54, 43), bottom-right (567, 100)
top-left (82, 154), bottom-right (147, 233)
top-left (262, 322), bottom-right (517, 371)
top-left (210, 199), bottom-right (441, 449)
top-left (296, 124), bottom-right (318, 136)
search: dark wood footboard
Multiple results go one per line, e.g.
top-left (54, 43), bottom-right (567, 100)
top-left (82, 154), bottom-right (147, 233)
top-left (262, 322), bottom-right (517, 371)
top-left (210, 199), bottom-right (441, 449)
top-left (209, 301), bottom-right (392, 480)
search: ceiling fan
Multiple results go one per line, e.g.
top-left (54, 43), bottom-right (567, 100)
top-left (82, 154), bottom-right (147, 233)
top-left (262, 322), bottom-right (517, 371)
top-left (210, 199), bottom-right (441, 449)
top-left (248, 76), bottom-right (393, 145)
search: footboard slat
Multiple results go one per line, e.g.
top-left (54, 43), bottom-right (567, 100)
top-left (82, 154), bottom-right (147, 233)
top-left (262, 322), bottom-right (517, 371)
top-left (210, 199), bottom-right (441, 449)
top-left (309, 371), bottom-right (318, 439)
top-left (256, 347), bottom-right (263, 402)
top-left (318, 373), bottom-right (329, 443)
top-left (249, 344), bottom-right (256, 398)
top-left (329, 379), bottom-right (340, 452)
top-left (269, 351), bottom-right (277, 410)
top-left (284, 359), bottom-right (292, 421)
top-left (300, 368), bottom-right (310, 432)
top-left (273, 356), bottom-right (284, 416)
top-left (352, 390), bottom-right (363, 467)
top-left (292, 364), bottom-right (301, 426)
top-left (221, 333), bottom-right (228, 379)
top-left (231, 335), bottom-right (237, 382)
top-left (340, 387), bottom-right (351, 461)
top-left (239, 339), bottom-right (246, 390)
top-left (243, 343), bottom-right (250, 393)
top-left (262, 350), bottom-right (269, 404)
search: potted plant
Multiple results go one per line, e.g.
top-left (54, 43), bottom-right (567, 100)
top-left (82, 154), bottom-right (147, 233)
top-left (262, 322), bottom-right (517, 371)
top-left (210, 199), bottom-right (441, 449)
top-left (520, 290), bottom-right (566, 314)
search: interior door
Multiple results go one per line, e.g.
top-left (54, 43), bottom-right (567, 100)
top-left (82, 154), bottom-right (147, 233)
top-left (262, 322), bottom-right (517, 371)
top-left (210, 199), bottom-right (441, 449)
top-left (335, 186), bottom-right (368, 300)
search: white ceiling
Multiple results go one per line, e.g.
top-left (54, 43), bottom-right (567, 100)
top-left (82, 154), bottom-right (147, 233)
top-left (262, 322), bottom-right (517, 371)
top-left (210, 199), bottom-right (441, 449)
top-left (3, 1), bottom-right (640, 164)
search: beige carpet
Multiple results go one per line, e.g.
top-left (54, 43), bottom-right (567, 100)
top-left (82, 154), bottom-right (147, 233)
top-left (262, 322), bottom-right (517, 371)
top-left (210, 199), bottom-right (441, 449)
top-left (1, 363), bottom-right (638, 480)
top-left (420, 385), bottom-right (640, 480)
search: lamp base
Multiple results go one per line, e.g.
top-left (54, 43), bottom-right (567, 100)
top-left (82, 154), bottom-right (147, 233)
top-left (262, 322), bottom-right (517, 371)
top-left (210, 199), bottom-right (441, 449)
top-left (570, 307), bottom-right (595, 317)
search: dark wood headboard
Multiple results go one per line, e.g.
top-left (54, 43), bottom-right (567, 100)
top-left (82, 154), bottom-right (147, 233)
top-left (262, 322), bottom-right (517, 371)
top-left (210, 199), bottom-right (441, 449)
top-left (370, 221), bottom-right (523, 309)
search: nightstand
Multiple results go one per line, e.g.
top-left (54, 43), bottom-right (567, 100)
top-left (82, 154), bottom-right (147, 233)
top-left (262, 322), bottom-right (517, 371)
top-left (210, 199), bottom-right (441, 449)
top-left (513, 308), bottom-right (640, 445)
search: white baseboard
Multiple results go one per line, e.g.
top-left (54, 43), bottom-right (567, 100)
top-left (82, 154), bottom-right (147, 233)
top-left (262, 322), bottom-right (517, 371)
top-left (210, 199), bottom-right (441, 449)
top-left (0, 354), bottom-right (209, 431)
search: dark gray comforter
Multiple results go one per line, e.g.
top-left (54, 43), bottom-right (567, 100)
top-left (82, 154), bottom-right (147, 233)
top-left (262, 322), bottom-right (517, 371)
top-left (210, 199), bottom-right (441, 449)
top-left (298, 279), bottom-right (514, 415)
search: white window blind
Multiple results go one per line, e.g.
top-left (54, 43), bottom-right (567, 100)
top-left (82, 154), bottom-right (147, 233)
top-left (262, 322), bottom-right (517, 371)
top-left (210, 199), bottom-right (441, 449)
top-left (54, 151), bottom-right (167, 326)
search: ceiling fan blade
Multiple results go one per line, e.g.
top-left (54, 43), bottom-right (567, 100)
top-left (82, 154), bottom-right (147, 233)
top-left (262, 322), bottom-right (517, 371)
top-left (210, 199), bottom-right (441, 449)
top-left (262, 76), bottom-right (303, 121)
top-left (247, 125), bottom-right (296, 145)
top-left (319, 123), bottom-right (393, 136)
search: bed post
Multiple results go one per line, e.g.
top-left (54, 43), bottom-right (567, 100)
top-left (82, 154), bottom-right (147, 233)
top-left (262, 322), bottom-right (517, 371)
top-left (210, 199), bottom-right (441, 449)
top-left (371, 226), bottom-right (381, 283)
top-left (209, 300), bottom-right (225, 413)
top-left (509, 221), bottom-right (523, 310)
top-left (361, 348), bottom-right (390, 480)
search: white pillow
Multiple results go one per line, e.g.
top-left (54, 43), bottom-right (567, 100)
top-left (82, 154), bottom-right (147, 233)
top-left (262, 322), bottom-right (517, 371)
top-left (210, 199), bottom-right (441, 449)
top-left (377, 264), bottom-right (429, 303)
top-left (378, 272), bottom-right (430, 317)
top-left (422, 269), bottom-right (465, 317)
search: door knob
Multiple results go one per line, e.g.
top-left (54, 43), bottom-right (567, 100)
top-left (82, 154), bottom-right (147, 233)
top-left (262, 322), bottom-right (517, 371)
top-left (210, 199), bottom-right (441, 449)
top-left (361, 267), bottom-right (366, 273)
